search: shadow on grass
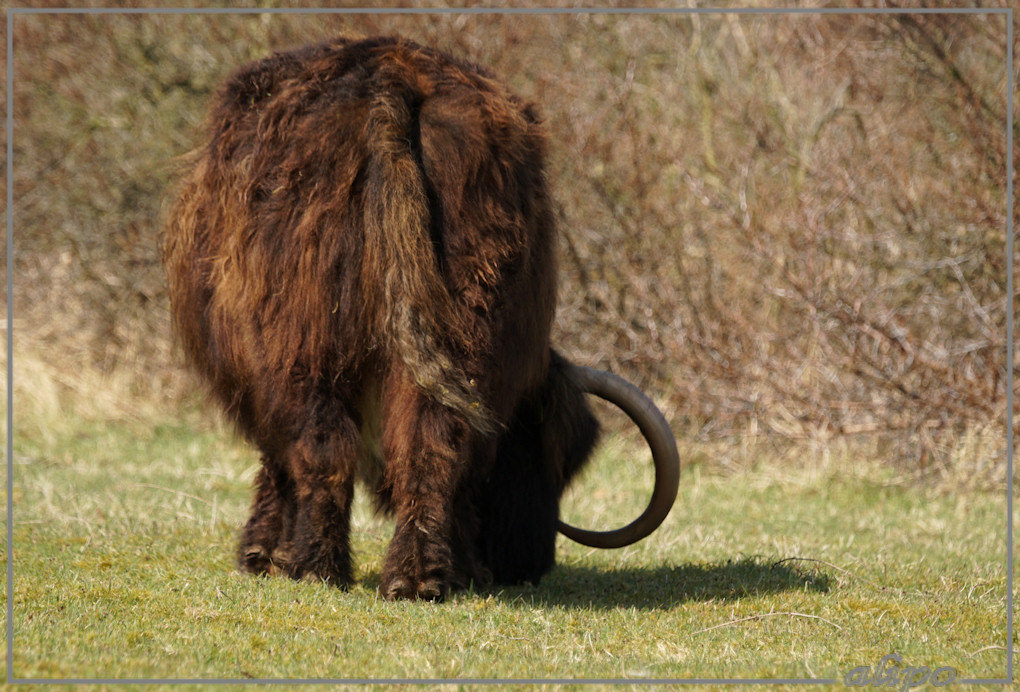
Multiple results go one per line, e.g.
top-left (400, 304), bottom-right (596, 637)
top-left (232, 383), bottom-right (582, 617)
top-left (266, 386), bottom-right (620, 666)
top-left (482, 557), bottom-right (832, 610)
top-left (357, 557), bottom-right (830, 609)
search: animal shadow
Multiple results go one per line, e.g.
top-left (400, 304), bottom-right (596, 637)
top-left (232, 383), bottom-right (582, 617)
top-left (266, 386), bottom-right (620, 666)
top-left (484, 557), bottom-right (832, 610)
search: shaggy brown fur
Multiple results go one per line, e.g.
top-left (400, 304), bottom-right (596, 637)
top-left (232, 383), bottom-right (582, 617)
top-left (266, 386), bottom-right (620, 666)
top-left (164, 35), bottom-right (598, 601)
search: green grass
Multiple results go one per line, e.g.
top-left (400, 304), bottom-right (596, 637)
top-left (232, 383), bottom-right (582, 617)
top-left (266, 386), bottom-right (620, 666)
top-left (5, 409), bottom-right (1010, 681)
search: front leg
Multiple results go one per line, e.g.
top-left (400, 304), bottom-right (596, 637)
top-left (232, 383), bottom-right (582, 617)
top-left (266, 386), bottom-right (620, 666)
top-left (379, 371), bottom-right (472, 601)
top-left (238, 459), bottom-right (296, 576)
top-left (475, 351), bottom-right (600, 585)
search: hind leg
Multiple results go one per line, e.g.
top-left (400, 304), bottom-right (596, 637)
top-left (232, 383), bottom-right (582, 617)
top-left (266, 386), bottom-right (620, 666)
top-left (378, 371), bottom-right (473, 601)
top-left (279, 398), bottom-right (361, 587)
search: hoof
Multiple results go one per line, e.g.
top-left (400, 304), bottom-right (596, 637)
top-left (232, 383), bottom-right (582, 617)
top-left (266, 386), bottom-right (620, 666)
top-left (287, 551), bottom-right (352, 588)
top-left (239, 544), bottom-right (273, 575)
top-left (269, 547), bottom-right (291, 575)
top-left (379, 574), bottom-right (448, 602)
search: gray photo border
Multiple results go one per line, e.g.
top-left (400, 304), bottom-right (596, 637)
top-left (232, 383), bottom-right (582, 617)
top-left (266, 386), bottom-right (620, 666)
top-left (4, 5), bottom-right (1014, 686)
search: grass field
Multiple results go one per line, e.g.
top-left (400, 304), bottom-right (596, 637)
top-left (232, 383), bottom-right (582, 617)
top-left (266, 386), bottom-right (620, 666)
top-left (3, 8), bottom-right (1012, 686)
top-left (4, 401), bottom-right (1009, 682)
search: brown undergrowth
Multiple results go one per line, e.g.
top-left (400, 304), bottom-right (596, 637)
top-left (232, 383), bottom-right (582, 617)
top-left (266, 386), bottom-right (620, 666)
top-left (6, 3), bottom-right (1013, 476)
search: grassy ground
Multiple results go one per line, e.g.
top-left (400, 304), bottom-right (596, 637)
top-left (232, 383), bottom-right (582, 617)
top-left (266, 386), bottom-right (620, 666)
top-left (3, 401), bottom-right (1009, 682)
top-left (3, 9), bottom-right (1011, 686)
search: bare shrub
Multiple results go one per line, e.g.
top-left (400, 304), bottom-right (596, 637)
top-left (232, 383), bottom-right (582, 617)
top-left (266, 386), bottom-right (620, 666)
top-left (8, 8), bottom-right (1011, 470)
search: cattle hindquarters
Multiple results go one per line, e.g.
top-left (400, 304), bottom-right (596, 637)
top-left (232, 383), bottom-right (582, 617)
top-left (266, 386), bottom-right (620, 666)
top-left (164, 36), bottom-right (598, 600)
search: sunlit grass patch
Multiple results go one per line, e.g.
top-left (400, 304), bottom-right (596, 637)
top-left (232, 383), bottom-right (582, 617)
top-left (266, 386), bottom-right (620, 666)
top-left (5, 408), bottom-right (1008, 681)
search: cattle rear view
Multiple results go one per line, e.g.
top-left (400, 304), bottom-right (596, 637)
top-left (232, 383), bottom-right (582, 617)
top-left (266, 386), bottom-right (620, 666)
top-left (164, 35), bottom-right (676, 602)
